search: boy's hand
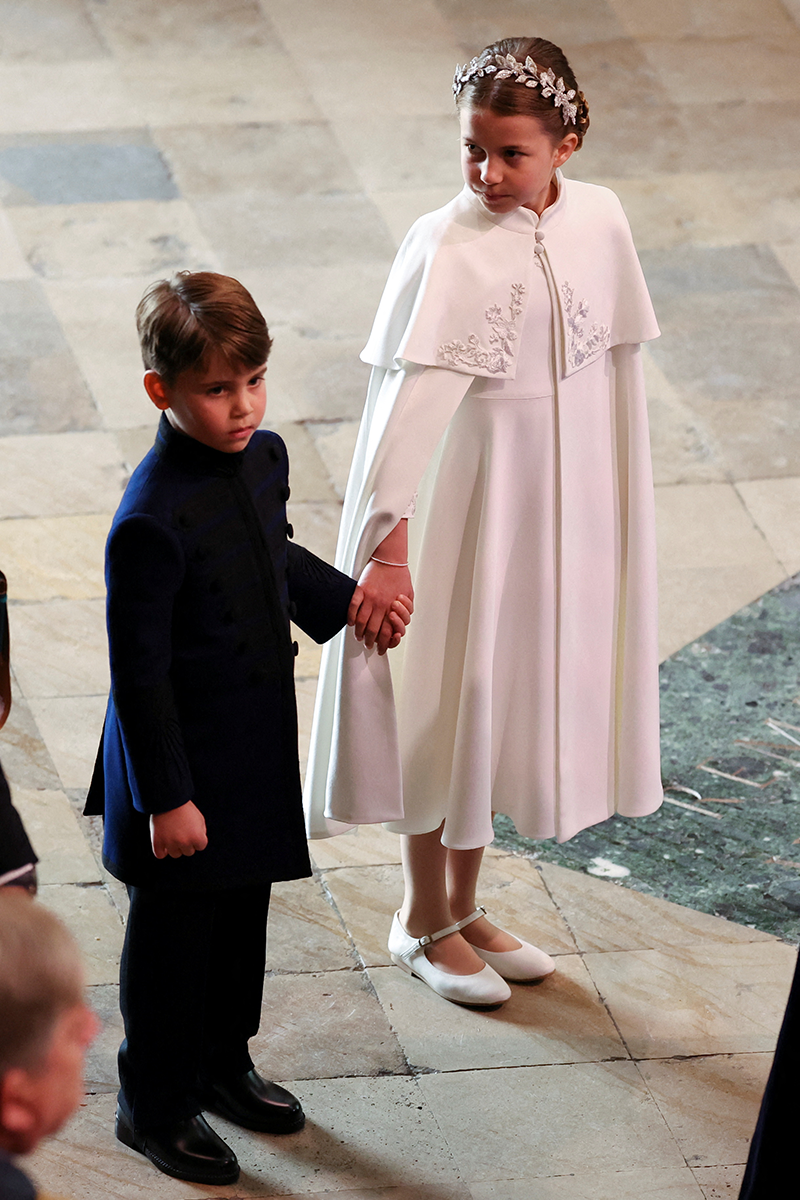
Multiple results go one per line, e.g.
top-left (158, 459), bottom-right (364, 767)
top-left (150, 800), bottom-right (208, 859)
top-left (377, 595), bottom-right (413, 655)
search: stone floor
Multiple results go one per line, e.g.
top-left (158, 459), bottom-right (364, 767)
top-left (3, 0), bottom-right (800, 1197)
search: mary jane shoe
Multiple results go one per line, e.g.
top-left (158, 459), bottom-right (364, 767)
top-left (465, 907), bottom-right (556, 981)
top-left (388, 911), bottom-right (511, 1007)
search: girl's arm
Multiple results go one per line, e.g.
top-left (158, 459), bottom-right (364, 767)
top-left (348, 519), bottom-right (413, 650)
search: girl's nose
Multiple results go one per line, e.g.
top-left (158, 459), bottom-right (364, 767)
top-left (480, 155), bottom-right (502, 184)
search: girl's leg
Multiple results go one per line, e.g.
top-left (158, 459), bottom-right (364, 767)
top-left (446, 846), bottom-right (522, 953)
top-left (398, 825), bottom-right (487, 974)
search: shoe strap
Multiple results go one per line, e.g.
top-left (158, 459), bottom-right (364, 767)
top-left (418, 906), bottom-right (486, 948)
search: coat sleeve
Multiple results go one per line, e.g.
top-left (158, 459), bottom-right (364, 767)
top-left (286, 543), bottom-right (357, 644)
top-left (105, 513), bottom-right (195, 815)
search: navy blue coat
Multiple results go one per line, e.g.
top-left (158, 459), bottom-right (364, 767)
top-left (86, 416), bottom-right (356, 890)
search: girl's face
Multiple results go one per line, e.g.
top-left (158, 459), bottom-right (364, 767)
top-left (460, 106), bottom-right (578, 217)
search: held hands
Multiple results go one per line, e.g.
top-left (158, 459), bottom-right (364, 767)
top-left (150, 800), bottom-right (208, 859)
top-left (348, 556), bottom-right (414, 653)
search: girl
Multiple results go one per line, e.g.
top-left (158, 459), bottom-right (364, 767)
top-left (305, 36), bottom-right (663, 1007)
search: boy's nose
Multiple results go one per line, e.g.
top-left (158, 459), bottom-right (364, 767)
top-left (232, 388), bottom-right (254, 413)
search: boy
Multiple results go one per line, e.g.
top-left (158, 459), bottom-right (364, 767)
top-left (0, 891), bottom-right (98, 1200)
top-left (85, 272), bottom-right (409, 1186)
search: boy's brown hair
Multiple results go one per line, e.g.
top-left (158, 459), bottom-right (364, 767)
top-left (136, 271), bottom-right (273, 384)
top-left (0, 892), bottom-right (83, 1075)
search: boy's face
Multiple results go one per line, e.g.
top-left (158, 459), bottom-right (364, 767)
top-left (144, 349), bottom-right (267, 454)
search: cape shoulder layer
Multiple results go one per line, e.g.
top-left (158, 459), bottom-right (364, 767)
top-left (361, 177), bottom-right (660, 381)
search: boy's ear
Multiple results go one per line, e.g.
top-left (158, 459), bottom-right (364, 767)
top-left (143, 371), bottom-right (171, 412)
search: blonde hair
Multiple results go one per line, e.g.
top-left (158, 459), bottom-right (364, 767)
top-left (136, 271), bottom-right (273, 385)
top-left (0, 892), bottom-right (83, 1075)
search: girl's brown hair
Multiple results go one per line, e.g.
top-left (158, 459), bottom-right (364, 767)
top-left (456, 37), bottom-right (590, 149)
top-left (136, 271), bottom-right (272, 384)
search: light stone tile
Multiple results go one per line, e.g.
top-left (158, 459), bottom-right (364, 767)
top-left (0, 0), bottom-right (108, 62)
top-left (772, 240), bottom-right (800, 290)
top-left (438, 0), bottom-right (626, 47)
top-left (267, 875), bottom-right (354, 973)
top-left (251, 970), bottom-right (407, 1080)
top-left (658, 563), bottom-right (788, 662)
top-left (264, 327), bottom-right (372, 422)
top-left (119, 50), bottom-right (321, 126)
top-left (643, 350), bottom-right (726, 486)
top-left (600, 173), bottom-right (757, 251)
top-left (0, 514), bottom-right (110, 601)
top-left (368, 188), bottom-right (462, 248)
top-left (419, 1062), bottom-right (686, 1181)
top-left (608, 0), bottom-right (796, 38)
top-left (0, 678), bottom-right (61, 790)
top-left (0, 61), bottom-right (138, 133)
top-left (27, 694), bottom-right (106, 790)
top-left (241, 264), bottom-right (389, 343)
top-left (83, 983), bottom-right (121, 1094)
top-left (0, 431), bottom-right (127, 518)
top-left (321, 863), bottom-right (406, 967)
top-left (690, 1164), bottom-right (747, 1199)
top-left (29, 1082), bottom-right (470, 1198)
top-left (287, 501), bottom-right (343, 565)
top-left (43, 278), bottom-right (155, 430)
top-left (88, 0), bottom-right (281, 58)
top-left (38, 883), bottom-right (124, 986)
top-left (655, 484), bottom-right (783, 573)
top-left (466, 855), bottom-right (578, 954)
top-left (638, 1054), bottom-right (773, 1169)
top-left (537, 862), bottom-right (775, 954)
top-left (11, 787), bottom-right (101, 884)
top-left (114, 425), bottom-right (155, 472)
top-left (309, 824), bottom-right (403, 870)
top-left (735, 477), bottom-right (800, 576)
top-left (470, 1167), bottom-right (705, 1199)
top-left (10, 200), bottom-right (219, 281)
top-left (0, 208), bottom-right (32, 278)
top-left (9, 599), bottom-right (108, 698)
top-left (639, 36), bottom-right (800, 106)
top-left (368, 954), bottom-right (626, 1072)
top-left (584, 940), bottom-right (797, 1059)
top-left (331, 115), bottom-right (462, 193)
top-left (305, 420), bottom-right (360, 500)
top-left (273, 420), bottom-right (338, 505)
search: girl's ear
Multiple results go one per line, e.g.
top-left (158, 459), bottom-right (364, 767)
top-left (554, 131), bottom-right (579, 169)
top-left (143, 371), bottom-right (171, 411)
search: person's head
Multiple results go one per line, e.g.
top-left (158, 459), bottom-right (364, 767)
top-left (453, 37), bottom-right (589, 216)
top-left (0, 892), bottom-right (97, 1156)
top-left (136, 271), bottom-right (273, 454)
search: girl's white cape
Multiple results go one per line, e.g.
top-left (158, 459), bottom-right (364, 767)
top-left (304, 177), bottom-right (663, 842)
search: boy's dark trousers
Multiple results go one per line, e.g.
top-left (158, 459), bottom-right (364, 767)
top-left (118, 882), bottom-right (271, 1130)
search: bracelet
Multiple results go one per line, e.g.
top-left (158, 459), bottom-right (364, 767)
top-left (370, 555), bottom-right (409, 568)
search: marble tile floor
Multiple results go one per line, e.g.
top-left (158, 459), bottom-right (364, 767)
top-left (2, 0), bottom-right (800, 1196)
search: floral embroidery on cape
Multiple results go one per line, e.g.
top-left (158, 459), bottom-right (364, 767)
top-left (562, 282), bottom-right (610, 369)
top-left (438, 283), bottom-right (525, 374)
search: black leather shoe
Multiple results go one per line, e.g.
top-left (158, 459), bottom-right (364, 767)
top-left (115, 1104), bottom-right (239, 1184)
top-left (201, 1069), bottom-right (305, 1134)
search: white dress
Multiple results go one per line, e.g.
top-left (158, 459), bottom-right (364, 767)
top-left (305, 175), bottom-right (663, 847)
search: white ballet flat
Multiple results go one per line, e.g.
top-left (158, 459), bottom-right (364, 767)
top-left (388, 911), bottom-right (511, 1008)
top-left (463, 907), bottom-right (556, 981)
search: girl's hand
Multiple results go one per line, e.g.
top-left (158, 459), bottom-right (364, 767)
top-left (350, 560), bottom-right (414, 650)
top-left (377, 594), bottom-right (414, 655)
top-left (150, 800), bottom-right (208, 859)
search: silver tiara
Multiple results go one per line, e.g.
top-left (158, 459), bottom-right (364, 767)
top-left (452, 53), bottom-right (579, 126)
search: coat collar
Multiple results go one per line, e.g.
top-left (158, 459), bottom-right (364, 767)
top-left (154, 413), bottom-right (246, 476)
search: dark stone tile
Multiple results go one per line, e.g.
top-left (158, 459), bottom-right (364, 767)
top-left (0, 132), bottom-right (178, 206)
top-left (194, 192), bottom-right (396, 272)
top-left (495, 572), bottom-right (800, 942)
top-left (87, 0), bottom-right (281, 55)
top-left (435, 0), bottom-right (625, 54)
top-left (85, 984), bottom-right (121, 1094)
top-left (0, 280), bottom-right (98, 435)
top-left (155, 121), bottom-right (360, 198)
top-left (0, 0), bottom-right (107, 62)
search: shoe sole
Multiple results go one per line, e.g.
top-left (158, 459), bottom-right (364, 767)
top-left (115, 1112), bottom-right (240, 1185)
top-left (390, 952), bottom-right (507, 1009)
